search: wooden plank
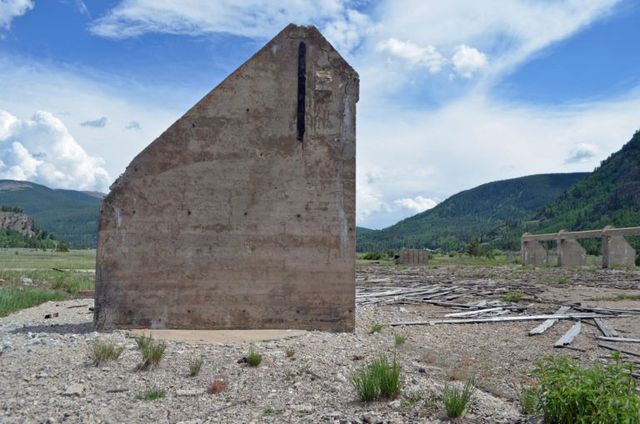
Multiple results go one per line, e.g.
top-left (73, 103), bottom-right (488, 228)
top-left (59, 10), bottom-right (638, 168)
top-left (593, 318), bottom-right (618, 337)
top-left (554, 321), bottom-right (582, 347)
top-left (445, 307), bottom-right (503, 318)
top-left (598, 343), bottom-right (640, 358)
top-left (390, 313), bottom-right (628, 326)
top-left (596, 336), bottom-right (640, 343)
top-left (529, 306), bottom-right (570, 336)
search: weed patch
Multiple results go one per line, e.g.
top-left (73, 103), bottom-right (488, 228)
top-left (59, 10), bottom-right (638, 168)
top-left (369, 323), bottom-right (384, 334)
top-left (137, 388), bottom-right (166, 401)
top-left (394, 334), bottom-right (407, 346)
top-left (246, 347), bottom-right (262, 367)
top-left (135, 335), bottom-right (166, 370)
top-left (207, 379), bottom-right (227, 394)
top-left (0, 286), bottom-right (66, 317)
top-left (532, 354), bottom-right (640, 423)
top-left (351, 354), bottom-right (402, 402)
top-left (189, 356), bottom-right (203, 377)
top-left (502, 290), bottom-right (524, 303)
top-left (88, 339), bottom-right (124, 366)
top-left (443, 378), bottom-right (475, 418)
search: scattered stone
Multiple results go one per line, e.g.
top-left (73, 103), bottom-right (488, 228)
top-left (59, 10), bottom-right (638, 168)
top-left (20, 277), bottom-right (33, 285)
top-left (62, 384), bottom-right (85, 397)
top-left (44, 312), bottom-right (59, 319)
top-left (361, 412), bottom-right (382, 424)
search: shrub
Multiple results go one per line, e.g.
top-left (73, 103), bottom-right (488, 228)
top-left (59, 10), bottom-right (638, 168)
top-left (88, 339), bottom-right (124, 366)
top-left (246, 347), bottom-right (262, 367)
top-left (519, 386), bottom-right (539, 416)
top-left (533, 354), bottom-right (640, 423)
top-left (351, 354), bottom-right (402, 402)
top-left (369, 323), bottom-right (384, 334)
top-left (56, 241), bottom-right (70, 252)
top-left (207, 379), bottom-right (227, 394)
top-left (394, 334), bottom-right (407, 346)
top-left (137, 388), bottom-right (166, 401)
top-left (502, 290), bottom-right (524, 303)
top-left (285, 347), bottom-right (295, 358)
top-left (443, 378), bottom-right (475, 418)
top-left (135, 334), bottom-right (166, 370)
top-left (189, 356), bottom-right (204, 377)
top-left (464, 239), bottom-right (484, 257)
top-left (362, 252), bottom-right (383, 260)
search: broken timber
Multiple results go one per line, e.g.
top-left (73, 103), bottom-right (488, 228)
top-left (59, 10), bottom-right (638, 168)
top-left (593, 317), bottom-right (619, 337)
top-left (529, 306), bottom-right (570, 335)
top-left (598, 343), bottom-right (640, 358)
top-left (596, 336), bottom-right (640, 343)
top-left (554, 321), bottom-right (582, 348)
top-left (390, 313), bottom-right (630, 326)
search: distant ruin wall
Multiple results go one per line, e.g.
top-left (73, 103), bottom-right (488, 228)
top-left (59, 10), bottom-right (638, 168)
top-left (95, 25), bottom-right (358, 331)
top-left (396, 248), bottom-right (428, 266)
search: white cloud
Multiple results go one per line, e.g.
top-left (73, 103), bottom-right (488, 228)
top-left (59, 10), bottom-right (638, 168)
top-left (394, 196), bottom-right (438, 213)
top-left (376, 38), bottom-right (445, 73)
top-left (89, 0), bottom-right (367, 53)
top-left (452, 45), bottom-right (487, 78)
top-left (565, 143), bottom-right (599, 163)
top-left (0, 110), bottom-right (110, 191)
top-left (80, 116), bottom-right (108, 128)
top-left (0, 0), bottom-right (33, 29)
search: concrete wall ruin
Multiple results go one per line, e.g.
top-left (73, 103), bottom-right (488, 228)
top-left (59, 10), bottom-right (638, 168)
top-left (95, 25), bottom-right (358, 331)
top-left (396, 248), bottom-right (428, 266)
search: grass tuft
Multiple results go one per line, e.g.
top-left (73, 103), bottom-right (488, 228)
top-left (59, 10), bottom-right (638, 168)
top-left (285, 347), bottom-right (295, 358)
top-left (246, 347), bottom-right (262, 367)
top-left (135, 334), bottom-right (166, 370)
top-left (519, 385), bottom-right (539, 416)
top-left (189, 356), bottom-right (204, 377)
top-left (533, 354), bottom-right (640, 423)
top-left (369, 323), bottom-right (384, 334)
top-left (207, 379), bottom-right (227, 394)
top-left (502, 290), bottom-right (524, 303)
top-left (394, 334), bottom-right (407, 346)
top-left (351, 354), bottom-right (402, 402)
top-left (443, 378), bottom-right (475, 418)
top-left (137, 388), bottom-right (166, 401)
top-left (88, 339), bottom-right (124, 367)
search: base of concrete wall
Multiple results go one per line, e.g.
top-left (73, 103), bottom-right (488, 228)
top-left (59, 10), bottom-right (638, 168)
top-left (603, 235), bottom-right (636, 268)
top-left (521, 240), bottom-right (548, 266)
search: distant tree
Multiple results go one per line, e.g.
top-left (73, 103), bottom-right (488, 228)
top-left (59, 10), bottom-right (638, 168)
top-left (56, 241), bottom-right (70, 252)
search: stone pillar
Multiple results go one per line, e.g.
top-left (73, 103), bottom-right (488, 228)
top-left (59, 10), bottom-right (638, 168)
top-left (557, 231), bottom-right (586, 267)
top-left (521, 237), bottom-right (548, 266)
top-left (602, 227), bottom-right (636, 268)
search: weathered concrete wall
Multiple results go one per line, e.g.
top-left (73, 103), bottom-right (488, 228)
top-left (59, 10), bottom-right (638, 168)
top-left (521, 238), bottom-right (547, 266)
top-left (602, 230), bottom-right (636, 268)
top-left (396, 249), bottom-right (427, 266)
top-left (557, 233), bottom-right (586, 267)
top-left (95, 25), bottom-right (358, 331)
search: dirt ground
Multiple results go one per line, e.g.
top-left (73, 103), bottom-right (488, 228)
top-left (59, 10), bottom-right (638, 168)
top-left (1, 263), bottom-right (639, 423)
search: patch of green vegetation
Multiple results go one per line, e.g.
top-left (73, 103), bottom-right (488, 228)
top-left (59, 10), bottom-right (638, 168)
top-left (285, 347), bottom-right (295, 358)
top-left (502, 290), bottom-right (524, 303)
top-left (531, 354), bottom-right (640, 423)
top-left (88, 339), bottom-right (124, 366)
top-left (519, 386), bottom-right (539, 416)
top-left (0, 286), bottom-right (67, 317)
top-left (362, 251), bottom-right (383, 260)
top-left (188, 356), bottom-right (204, 377)
top-left (443, 378), bottom-right (475, 418)
top-left (246, 347), bottom-right (262, 367)
top-left (263, 405), bottom-right (274, 415)
top-left (369, 323), bottom-right (384, 334)
top-left (135, 335), bottom-right (166, 370)
top-left (351, 354), bottom-right (402, 402)
top-left (0, 248), bottom-right (96, 270)
top-left (137, 388), bottom-right (166, 401)
top-left (394, 334), bottom-right (407, 346)
top-left (51, 272), bottom-right (93, 295)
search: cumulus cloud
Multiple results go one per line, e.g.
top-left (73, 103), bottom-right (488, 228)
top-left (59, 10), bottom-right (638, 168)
top-left (376, 38), bottom-right (446, 73)
top-left (80, 116), bottom-right (108, 128)
top-left (565, 143), bottom-right (599, 163)
top-left (0, 0), bottom-right (33, 29)
top-left (89, 0), bottom-right (367, 53)
top-left (394, 196), bottom-right (438, 213)
top-left (125, 120), bottom-right (141, 130)
top-left (0, 110), bottom-right (110, 191)
top-left (452, 45), bottom-right (487, 78)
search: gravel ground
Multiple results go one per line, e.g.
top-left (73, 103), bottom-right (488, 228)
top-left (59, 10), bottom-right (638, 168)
top-left (1, 264), bottom-right (639, 424)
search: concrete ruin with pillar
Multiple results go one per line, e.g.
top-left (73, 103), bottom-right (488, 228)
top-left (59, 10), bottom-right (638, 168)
top-left (95, 24), bottom-right (358, 331)
top-left (522, 226), bottom-right (639, 268)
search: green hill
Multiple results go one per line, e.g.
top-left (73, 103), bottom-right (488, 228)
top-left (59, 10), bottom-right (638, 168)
top-left (357, 173), bottom-right (588, 252)
top-left (526, 130), bottom-right (640, 237)
top-left (0, 180), bottom-right (103, 248)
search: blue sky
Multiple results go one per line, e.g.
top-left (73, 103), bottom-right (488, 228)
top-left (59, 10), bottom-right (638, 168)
top-left (0, 0), bottom-right (639, 229)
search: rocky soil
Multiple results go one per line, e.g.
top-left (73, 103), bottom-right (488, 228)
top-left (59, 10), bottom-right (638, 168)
top-left (1, 264), bottom-right (639, 424)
